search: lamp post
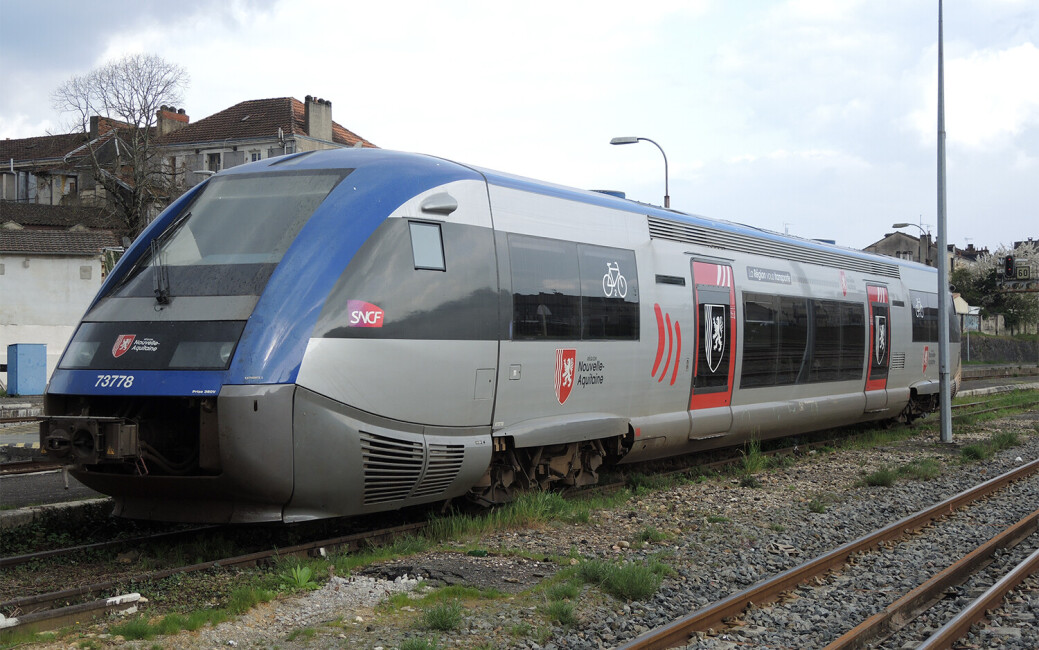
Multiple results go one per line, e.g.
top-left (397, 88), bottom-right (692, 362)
top-left (892, 222), bottom-right (929, 265)
top-left (610, 136), bottom-right (670, 208)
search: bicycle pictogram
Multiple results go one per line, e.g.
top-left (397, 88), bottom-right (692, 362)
top-left (602, 262), bottom-right (628, 298)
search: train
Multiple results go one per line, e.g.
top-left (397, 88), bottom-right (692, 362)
top-left (39, 148), bottom-right (961, 523)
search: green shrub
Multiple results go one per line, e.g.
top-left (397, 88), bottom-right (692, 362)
top-left (961, 444), bottom-right (990, 461)
top-left (544, 599), bottom-right (578, 626)
top-left (577, 559), bottom-right (663, 601)
top-left (862, 468), bottom-right (897, 487)
top-left (423, 600), bottom-right (464, 631)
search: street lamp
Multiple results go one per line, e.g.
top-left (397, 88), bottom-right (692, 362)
top-left (610, 136), bottom-right (670, 208)
top-left (892, 222), bottom-right (929, 265)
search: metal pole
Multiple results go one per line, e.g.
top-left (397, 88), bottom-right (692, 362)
top-left (638, 137), bottom-right (670, 209)
top-left (937, 0), bottom-right (953, 443)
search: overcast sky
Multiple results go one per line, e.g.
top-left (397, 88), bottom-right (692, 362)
top-left (1, 0), bottom-right (1036, 251)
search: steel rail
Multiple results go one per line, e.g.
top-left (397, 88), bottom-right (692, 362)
top-left (917, 545), bottom-right (1039, 650)
top-left (0, 525), bottom-right (219, 569)
top-left (0, 521), bottom-right (427, 634)
top-left (823, 506), bottom-right (1039, 649)
top-left (0, 460), bottom-right (62, 476)
top-left (0, 593), bottom-right (140, 641)
top-left (617, 457), bottom-right (1039, 650)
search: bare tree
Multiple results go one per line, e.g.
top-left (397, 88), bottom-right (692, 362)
top-left (53, 54), bottom-right (189, 236)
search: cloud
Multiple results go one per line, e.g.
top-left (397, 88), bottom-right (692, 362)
top-left (909, 43), bottom-right (1039, 150)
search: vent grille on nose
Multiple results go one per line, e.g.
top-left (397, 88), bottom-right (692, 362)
top-left (412, 443), bottom-right (465, 497)
top-left (360, 431), bottom-right (464, 504)
top-left (360, 431), bottom-right (424, 504)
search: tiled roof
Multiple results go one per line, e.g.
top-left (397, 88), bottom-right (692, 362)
top-left (0, 201), bottom-right (122, 230)
top-left (0, 229), bottom-right (122, 255)
top-left (158, 97), bottom-right (376, 148)
top-left (0, 132), bottom-right (88, 165)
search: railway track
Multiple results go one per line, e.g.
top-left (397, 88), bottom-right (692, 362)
top-left (3, 396), bottom-right (1036, 643)
top-left (618, 457), bottom-right (1039, 649)
top-left (0, 521), bottom-right (427, 638)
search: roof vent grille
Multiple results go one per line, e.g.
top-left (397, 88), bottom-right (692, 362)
top-left (647, 216), bottom-right (901, 278)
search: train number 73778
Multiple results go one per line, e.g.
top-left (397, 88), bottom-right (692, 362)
top-left (95, 374), bottom-right (135, 388)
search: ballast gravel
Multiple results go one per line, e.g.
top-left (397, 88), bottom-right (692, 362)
top-left (62, 409), bottom-right (1039, 649)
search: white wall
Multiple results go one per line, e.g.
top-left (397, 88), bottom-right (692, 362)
top-left (0, 253), bottom-right (102, 383)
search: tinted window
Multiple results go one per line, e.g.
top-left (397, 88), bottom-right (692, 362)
top-left (777, 296), bottom-right (809, 384)
top-left (60, 321), bottom-right (245, 370)
top-left (740, 294), bottom-right (863, 388)
top-left (809, 300), bottom-right (841, 382)
top-left (579, 245), bottom-right (639, 340)
top-left (509, 235), bottom-right (581, 339)
top-left (409, 221), bottom-right (446, 270)
top-left (741, 293), bottom-right (777, 387)
top-left (839, 302), bottom-right (865, 380)
top-left (911, 291), bottom-right (939, 342)
top-left (110, 170), bottom-right (349, 298)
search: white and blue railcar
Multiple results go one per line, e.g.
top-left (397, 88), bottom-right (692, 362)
top-left (40, 149), bottom-right (960, 523)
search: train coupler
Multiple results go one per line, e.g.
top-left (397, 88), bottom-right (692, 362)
top-left (39, 416), bottom-right (140, 465)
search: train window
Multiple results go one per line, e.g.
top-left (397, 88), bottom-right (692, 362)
top-left (109, 170), bottom-right (349, 298)
top-left (948, 297), bottom-right (961, 343)
top-left (740, 294), bottom-right (811, 388)
top-left (509, 235), bottom-right (581, 339)
top-left (839, 302), bottom-right (865, 380)
top-left (741, 293), bottom-right (777, 387)
top-left (409, 222), bottom-right (446, 271)
top-left (776, 296), bottom-right (809, 384)
top-left (579, 245), bottom-right (639, 340)
top-left (910, 291), bottom-right (939, 342)
top-left (810, 300), bottom-right (842, 382)
top-left (740, 293), bottom-right (863, 388)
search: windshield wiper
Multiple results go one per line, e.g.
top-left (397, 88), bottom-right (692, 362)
top-left (152, 239), bottom-right (171, 305)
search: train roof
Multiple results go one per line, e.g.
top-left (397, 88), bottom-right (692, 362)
top-left (226, 148), bottom-right (935, 280)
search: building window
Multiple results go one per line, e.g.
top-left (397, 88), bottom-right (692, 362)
top-left (207, 152), bottom-right (221, 172)
top-left (251, 152), bottom-right (261, 162)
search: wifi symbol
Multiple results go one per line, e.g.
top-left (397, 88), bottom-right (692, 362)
top-left (651, 303), bottom-right (682, 386)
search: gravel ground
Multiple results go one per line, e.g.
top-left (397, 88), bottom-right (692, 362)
top-left (35, 409), bottom-right (1039, 649)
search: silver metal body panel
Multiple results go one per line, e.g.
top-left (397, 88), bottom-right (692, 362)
top-left (297, 338), bottom-right (498, 427)
top-left (286, 387), bottom-right (492, 521)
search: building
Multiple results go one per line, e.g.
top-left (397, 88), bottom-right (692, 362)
top-left (1, 94), bottom-right (376, 222)
top-left (863, 230), bottom-right (939, 266)
top-left (156, 95), bottom-right (376, 194)
top-left (0, 94), bottom-right (375, 386)
top-left (0, 202), bottom-right (123, 382)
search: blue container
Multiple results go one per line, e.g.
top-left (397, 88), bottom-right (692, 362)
top-left (7, 344), bottom-right (47, 396)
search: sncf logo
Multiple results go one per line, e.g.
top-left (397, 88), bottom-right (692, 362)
top-left (651, 304), bottom-right (682, 386)
top-left (112, 334), bottom-right (136, 358)
top-left (347, 300), bottom-right (385, 328)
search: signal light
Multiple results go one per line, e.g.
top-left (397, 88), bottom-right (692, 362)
top-left (1004, 255), bottom-right (1015, 279)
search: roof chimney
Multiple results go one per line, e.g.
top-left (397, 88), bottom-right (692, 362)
top-left (156, 106), bottom-right (190, 136)
top-left (304, 95), bottom-right (333, 143)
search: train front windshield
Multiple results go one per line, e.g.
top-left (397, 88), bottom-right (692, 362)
top-left (109, 169), bottom-right (350, 299)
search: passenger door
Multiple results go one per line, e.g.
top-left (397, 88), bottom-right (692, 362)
top-left (689, 260), bottom-right (736, 438)
top-left (865, 284), bottom-right (890, 411)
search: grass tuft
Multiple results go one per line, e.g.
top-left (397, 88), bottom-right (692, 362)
top-left (422, 600), bottom-right (464, 631)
